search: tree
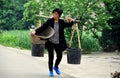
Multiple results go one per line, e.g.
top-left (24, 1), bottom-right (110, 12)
top-left (101, 0), bottom-right (120, 51)
top-left (0, 0), bottom-right (28, 30)
top-left (37, 0), bottom-right (109, 50)
top-left (22, 0), bottom-right (110, 51)
top-left (23, 0), bottom-right (40, 29)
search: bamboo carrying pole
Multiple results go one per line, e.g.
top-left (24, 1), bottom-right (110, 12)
top-left (36, 14), bottom-right (80, 22)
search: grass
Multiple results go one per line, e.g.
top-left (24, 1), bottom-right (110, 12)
top-left (0, 30), bottom-right (102, 53)
top-left (0, 30), bottom-right (31, 49)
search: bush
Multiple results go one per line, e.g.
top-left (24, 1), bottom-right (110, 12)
top-left (81, 32), bottom-right (102, 54)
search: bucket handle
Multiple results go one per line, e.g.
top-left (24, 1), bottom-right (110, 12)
top-left (69, 23), bottom-right (81, 49)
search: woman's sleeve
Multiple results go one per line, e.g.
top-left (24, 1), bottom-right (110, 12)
top-left (35, 19), bottom-right (49, 35)
top-left (64, 21), bottom-right (74, 28)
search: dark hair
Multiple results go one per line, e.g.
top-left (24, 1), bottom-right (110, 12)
top-left (52, 8), bottom-right (63, 17)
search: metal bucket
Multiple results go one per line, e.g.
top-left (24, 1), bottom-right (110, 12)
top-left (67, 48), bottom-right (81, 64)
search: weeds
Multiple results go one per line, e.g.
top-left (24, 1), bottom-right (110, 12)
top-left (0, 30), bottom-right (31, 49)
top-left (0, 30), bottom-right (102, 53)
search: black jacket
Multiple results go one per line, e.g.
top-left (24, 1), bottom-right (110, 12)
top-left (35, 18), bottom-right (73, 51)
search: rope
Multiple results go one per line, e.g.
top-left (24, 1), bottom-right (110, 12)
top-left (69, 23), bottom-right (81, 49)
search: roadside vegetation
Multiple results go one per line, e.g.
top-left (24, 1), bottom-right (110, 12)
top-left (0, 30), bottom-right (31, 49)
top-left (0, 30), bottom-right (102, 53)
top-left (0, 0), bottom-right (119, 53)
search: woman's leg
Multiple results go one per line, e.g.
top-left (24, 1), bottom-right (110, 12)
top-left (53, 44), bottom-right (62, 75)
top-left (54, 44), bottom-right (63, 67)
top-left (46, 44), bottom-right (54, 71)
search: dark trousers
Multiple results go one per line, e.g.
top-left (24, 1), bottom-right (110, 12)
top-left (46, 41), bottom-right (63, 71)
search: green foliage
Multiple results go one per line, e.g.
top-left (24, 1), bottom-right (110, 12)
top-left (101, 0), bottom-right (120, 51)
top-left (23, 0), bottom-right (40, 27)
top-left (0, 30), bottom-right (101, 53)
top-left (0, 30), bottom-right (31, 49)
top-left (34, 0), bottom-right (109, 52)
top-left (0, 0), bottom-right (28, 30)
top-left (81, 32), bottom-right (102, 53)
top-left (1, 0), bottom-right (119, 52)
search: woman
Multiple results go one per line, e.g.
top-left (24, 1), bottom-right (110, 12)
top-left (31, 8), bottom-right (73, 77)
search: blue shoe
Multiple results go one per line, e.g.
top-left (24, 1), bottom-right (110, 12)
top-left (49, 71), bottom-right (54, 77)
top-left (54, 66), bottom-right (61, 75)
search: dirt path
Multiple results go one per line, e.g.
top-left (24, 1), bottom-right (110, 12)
top-left (0, 45), bottom-right (120, 78)
top-left (61, 52), bottom-right (120, 78)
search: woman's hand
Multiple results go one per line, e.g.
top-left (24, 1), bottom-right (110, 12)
top-left (67, 17), bottom-right (74, 22)
top-left (31, 30), bottom-right (36, 36)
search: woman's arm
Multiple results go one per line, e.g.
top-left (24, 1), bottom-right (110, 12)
top-left (35, 19), bottom-right (49, 35)
top-left (31, 19), bottom-right (49, 36)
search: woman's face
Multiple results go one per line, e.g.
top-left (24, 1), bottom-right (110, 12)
top-left (53, 11), bottom-right (59, 20)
